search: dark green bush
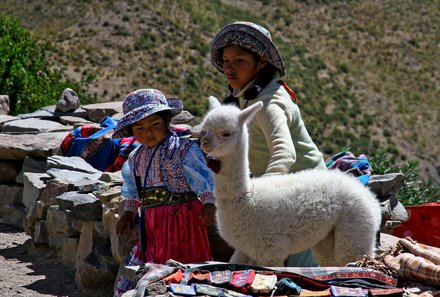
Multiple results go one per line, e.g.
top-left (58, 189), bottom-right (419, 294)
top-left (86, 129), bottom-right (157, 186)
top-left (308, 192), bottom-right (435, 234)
top-left (369, 149), bottom-right (440, 206)
top-left (0, 14), bottom-right (97, 115)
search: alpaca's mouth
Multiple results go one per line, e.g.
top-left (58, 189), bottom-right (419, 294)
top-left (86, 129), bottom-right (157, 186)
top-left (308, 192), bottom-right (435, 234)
top-left (206, 157), bottom-right (221, 174)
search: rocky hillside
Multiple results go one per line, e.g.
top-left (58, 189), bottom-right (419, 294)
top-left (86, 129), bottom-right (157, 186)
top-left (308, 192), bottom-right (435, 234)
top-left (0, 0), bottom-right (439, 184)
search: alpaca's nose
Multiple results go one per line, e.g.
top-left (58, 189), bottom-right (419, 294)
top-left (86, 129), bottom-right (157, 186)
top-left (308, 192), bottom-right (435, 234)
top-left (200, 137), bottom-right (209, 146)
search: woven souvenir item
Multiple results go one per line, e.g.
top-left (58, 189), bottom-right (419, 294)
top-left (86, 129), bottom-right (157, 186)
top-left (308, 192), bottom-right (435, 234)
top-left (368, 288), bottom-right (403, 297)
top-left (163, 269), bottom-right (184, 285)
top-left (300, 288), bottom-right (331, 297)
top-left (194, 284), bottom-right (226, 296)
top-left (187, 269), bottom-right (212, 284)
top-left (144, 279), bottom-right (167, 295)
top-left (211, 270), bottom-right (232, 286)
top-left (224, 288), bottom-right (247, 297)
top-left (275, 277), bottom-right (302, 295)
top-left (330, 285), bottom-right (367, 297)
top-left (249, 273), bottom-right (277, 294)
top-left (169, 283), bottom-right (197, 296)
top-left (230, 269), bottom-right (256, 293)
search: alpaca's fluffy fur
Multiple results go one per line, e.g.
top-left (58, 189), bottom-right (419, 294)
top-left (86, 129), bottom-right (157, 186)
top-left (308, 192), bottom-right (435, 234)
top-left (200, 96), bottom-right (382, 267)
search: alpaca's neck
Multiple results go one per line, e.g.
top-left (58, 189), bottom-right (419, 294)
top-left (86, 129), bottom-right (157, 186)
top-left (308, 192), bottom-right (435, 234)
top-left (215, 130), bottom-right (251, 198)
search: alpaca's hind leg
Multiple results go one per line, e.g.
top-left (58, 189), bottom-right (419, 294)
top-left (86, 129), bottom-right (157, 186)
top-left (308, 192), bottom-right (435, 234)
top-left (311, 231), bottom-right (335, 266)
top-left (334, 219), bottom-right (377, 266)
top-left (229, 250), bottom-right (254, 264)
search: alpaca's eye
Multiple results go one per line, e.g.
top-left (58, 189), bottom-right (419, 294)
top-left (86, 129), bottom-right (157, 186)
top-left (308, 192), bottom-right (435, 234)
top-left (222, 132), bottom-right (232, 137)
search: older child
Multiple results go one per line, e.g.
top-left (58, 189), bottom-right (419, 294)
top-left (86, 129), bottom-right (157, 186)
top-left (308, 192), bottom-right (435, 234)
top-left (210, 22), bottom-right (326, 266)
top-left (113, 89), bottom-right (216, 296)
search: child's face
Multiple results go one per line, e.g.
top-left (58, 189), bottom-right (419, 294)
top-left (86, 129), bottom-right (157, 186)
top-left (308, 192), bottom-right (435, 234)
top-left (222, 45), bottom-right (266, 89)
top-left (131, 114), bottom-right (167, 147)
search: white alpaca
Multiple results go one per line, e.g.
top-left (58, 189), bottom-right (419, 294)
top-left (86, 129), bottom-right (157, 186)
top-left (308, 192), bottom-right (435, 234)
top-left (199, 96), bottom-right (382, 267)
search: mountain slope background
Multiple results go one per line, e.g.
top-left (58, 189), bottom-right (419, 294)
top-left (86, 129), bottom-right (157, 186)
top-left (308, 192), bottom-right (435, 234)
top-left (1, 0), bottom-right (439, 184)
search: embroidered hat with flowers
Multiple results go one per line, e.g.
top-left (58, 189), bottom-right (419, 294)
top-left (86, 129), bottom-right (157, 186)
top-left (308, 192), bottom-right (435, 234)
top-left (112, 88), bottom-right (183, 139)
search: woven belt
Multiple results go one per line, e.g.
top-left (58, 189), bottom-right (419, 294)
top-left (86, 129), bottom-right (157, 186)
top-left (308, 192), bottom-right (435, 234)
top-left (141, 187), bottom-right (198, 208)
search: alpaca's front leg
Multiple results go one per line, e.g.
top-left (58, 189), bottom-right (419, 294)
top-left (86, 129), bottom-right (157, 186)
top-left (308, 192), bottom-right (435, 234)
top-left (229, 250), bottom-right (255, 265)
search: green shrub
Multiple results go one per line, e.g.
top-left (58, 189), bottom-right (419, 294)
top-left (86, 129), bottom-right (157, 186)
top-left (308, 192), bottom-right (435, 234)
top-left (0, 14), bottom-right (97, 115)
top-left (370, 149), bottom-right (440, 206)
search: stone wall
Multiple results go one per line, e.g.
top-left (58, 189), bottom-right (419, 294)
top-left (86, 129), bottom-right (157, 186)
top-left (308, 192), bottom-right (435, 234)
top-left (0, 95), bottom-right (196, 289)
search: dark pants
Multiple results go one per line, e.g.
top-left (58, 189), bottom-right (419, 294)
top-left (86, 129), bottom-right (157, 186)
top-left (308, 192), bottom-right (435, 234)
top-left (206, 224), bottom-right (234, 262)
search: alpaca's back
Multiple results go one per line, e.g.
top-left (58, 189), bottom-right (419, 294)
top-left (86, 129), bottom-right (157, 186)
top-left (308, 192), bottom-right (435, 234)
top-left (216, 168), bottom-right (381, 266)
top-left (252, 169), bottom-right (379, 214)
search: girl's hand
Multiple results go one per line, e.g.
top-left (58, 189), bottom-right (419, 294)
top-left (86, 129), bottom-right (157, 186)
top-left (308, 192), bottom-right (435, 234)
top-left (116, 211), bottom-right (135, 236)
top-left (201, 203), bottom-right (216, 226)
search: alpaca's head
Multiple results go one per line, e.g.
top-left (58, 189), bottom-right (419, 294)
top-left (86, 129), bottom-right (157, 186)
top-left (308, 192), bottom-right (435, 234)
top-left (200, 96), bottom-right (263, 159)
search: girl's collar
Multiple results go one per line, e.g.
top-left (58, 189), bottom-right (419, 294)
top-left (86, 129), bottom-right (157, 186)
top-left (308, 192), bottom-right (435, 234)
top-left (232, 72), bottom-right (280, 99)
top-left (233, 78), bottom-right (258, 98)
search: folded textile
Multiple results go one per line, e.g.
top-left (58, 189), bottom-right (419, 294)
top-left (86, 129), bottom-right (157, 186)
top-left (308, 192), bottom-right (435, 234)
top-left (300, 288), bottom-right (331, 296)
top-left (325, 151), bottom-right (371, 185)
top-left (169, 283), bottom-right (196, 295)
top-left (163, 269), bottom-right (183, 284)
top-left (224, 288), bottom-right (247, 296)
top-left (383, 237), bottom-right (440, 286)
top-left (310, 271), bottom-right (397, 288)
top-left (398, 238), bottom-right (440, 265)
top-left (194, 284), bottom-right (226, 296)
top-left (144, 279), bottom-right (167, 296)
top-left (275, 277), bottom-right (302, 295)
top-left (60, 116), bottom-right (140, 172)
top-left (368, 288), bottom-right (404, 297)
top-left (133, 263), bottom-right (178, 297)
top-left (249, 273), bottom-right (277, 294)
top-left (230, 269), bottom-right (256, 293)
top-left (330, 285), bottom-right (367, 297)
top-left (274, 266), bottom-right (397, 288)
top-left (211, 270), bottom-right (232, 286)
top-left (188, 269), bottom-right (212, 284)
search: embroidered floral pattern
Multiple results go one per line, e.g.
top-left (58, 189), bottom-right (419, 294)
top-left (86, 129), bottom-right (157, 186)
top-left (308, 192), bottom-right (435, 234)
top-left (122, 132), bottom-right (215, 212)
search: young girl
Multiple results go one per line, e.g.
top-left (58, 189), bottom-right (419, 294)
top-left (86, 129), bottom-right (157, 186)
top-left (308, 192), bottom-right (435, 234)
top-left (113, 89), bottom-right (216, 296)
top-left (210, 22), bottom-right (326, 266)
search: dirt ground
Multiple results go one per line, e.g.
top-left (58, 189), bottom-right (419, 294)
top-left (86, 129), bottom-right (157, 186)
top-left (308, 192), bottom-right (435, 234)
top-left (0, 223), bottom-right (114, 297)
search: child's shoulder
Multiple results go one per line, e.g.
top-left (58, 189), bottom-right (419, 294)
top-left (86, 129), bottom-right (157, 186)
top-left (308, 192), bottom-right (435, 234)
top-left (259, 79), bottom-right (289, 100)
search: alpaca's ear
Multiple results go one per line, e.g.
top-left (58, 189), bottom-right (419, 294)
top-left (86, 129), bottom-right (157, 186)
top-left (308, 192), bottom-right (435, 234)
top-left (208, 96), bottom-right (222, 110)
top-left (239, 102), bottom-right (263, 124)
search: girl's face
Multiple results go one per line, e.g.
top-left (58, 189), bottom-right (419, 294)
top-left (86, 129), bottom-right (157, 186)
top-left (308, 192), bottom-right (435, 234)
top-left (131, 114), bottom-right (167, 147)
top-left (222, 45), bottom-right (267, 89)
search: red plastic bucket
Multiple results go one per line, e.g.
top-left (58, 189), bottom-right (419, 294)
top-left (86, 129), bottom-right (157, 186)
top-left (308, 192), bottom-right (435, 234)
top-left (392, 202), bottom-right (440, 247)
